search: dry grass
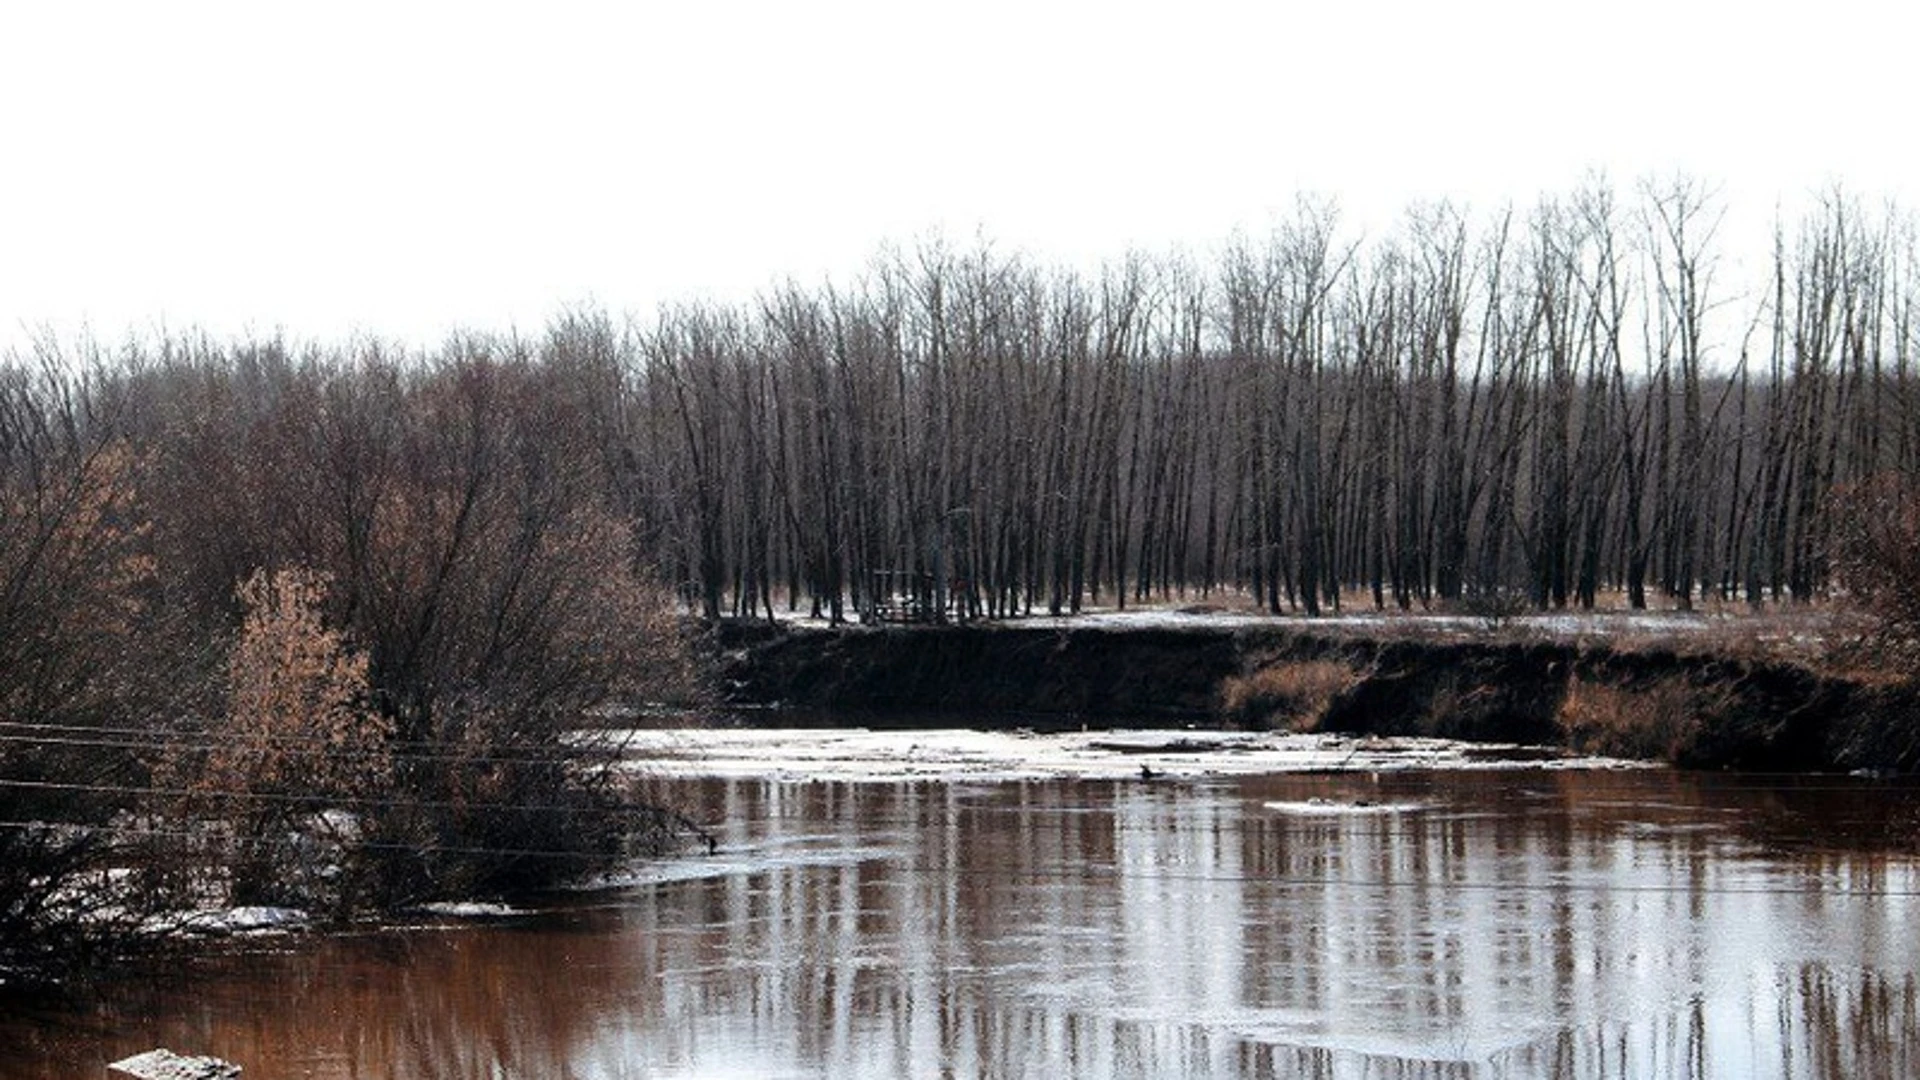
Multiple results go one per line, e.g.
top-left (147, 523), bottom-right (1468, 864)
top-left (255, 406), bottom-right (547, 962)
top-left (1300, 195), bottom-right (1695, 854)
top-left (1555, 674), bottom-right (1736, 763)
top-left (1588, 602), bottom-right (1851, 669)
top-left (1221, 659), bottom-right (1363, 731)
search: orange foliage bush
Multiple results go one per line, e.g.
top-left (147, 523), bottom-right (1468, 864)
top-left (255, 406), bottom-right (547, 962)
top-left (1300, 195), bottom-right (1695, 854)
top-left (209, 567), bottom-right (389, 801)
top-left (1830, 474), bottom-right (1920, 664)
top-left (1221, 659), bottom-right (1361, 731)
top-left (1555, 675), bottom-right (1730, 763)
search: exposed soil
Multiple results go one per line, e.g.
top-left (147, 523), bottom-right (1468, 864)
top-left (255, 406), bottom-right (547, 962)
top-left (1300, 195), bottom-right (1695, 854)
top-left (702, 619), bottom-right (1920, 772)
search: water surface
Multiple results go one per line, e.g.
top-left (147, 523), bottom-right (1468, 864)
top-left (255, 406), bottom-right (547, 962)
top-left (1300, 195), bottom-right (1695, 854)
top-left (5, 767), bottom-right (1918, 1078)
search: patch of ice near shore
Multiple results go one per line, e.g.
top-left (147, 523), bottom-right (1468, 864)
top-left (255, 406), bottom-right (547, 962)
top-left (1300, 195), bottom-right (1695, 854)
top-left (615, 727), bottom-right (1644, 784)
top-left (585, 835), bottom-right (903, 890)
top-left (417, 901), bottom-right (520, 918)
top-left (143, 906), bottom-right (310, 936)
top-left (770, 605), bottom-right (1720, 638)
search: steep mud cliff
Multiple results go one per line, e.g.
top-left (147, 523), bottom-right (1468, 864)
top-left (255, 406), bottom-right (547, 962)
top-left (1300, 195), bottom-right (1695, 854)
top-left (704, 620), bottom-right (1920, 772)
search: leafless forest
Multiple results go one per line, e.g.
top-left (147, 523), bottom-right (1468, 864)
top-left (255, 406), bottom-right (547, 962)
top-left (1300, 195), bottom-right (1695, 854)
top-left (5, 180), bottom-right (1920, 971)
top-left (630, 183), bottom-right (1919, 621)
top-left (19, 183), bottom-right (1920, 628)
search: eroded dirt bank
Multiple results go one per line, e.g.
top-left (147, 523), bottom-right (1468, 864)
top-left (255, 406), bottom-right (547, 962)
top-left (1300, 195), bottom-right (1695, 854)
top-left (703, 620), bottom-right (1920, 772)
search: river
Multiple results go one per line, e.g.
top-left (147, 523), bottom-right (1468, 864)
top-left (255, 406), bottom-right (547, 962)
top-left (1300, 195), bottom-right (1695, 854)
top-left (4, 733), bottom-right (1918, 1078)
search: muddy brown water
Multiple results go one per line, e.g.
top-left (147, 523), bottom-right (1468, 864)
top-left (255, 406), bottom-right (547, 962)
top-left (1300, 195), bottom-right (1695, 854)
top-left (5, 769), bottom-right (1919, 1078)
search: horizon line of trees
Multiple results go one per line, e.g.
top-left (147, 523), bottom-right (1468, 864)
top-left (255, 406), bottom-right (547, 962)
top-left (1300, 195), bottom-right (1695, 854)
top-left (15, 180), bottom-right (1919, 626)
top-left (11, 180), bottom-right (1918, 631)
top-left (623, 180), bottom-right (1920, 620)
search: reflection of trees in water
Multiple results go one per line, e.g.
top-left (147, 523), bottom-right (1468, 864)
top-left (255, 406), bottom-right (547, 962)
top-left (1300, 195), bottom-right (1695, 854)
top-left (0, 919), bottom-right (646, 1079)
top-left (6, 772), bottom-right (1917, 1078)
top-left (593, 776), bottom-right (1920, 1079)
top-left (1521, 967), bottom-right (1919, 1080)
top-left (1784, 963), bottom-right (1920, 1079)
top-left (1526, 768), bottom-right (1920, 856)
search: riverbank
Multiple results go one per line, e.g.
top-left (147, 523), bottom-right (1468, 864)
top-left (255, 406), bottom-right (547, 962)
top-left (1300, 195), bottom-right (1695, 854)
top-left (703, 612), bottom-right (1920, 772)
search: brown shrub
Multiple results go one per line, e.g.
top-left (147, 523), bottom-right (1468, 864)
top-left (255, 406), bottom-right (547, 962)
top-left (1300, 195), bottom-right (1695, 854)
top-left (146, 567), bottom-right (392, 911)
top-left (1556, 674), bottom-right (1729, 763)
top-left (1221, 659), bottom-right (1362, 731)
top-left (132, 350), bottom-right (706, 908)
top-left (213, 567), bottom-right (390, 801)
top-left (1828, 474), bottom-right (1920, 671)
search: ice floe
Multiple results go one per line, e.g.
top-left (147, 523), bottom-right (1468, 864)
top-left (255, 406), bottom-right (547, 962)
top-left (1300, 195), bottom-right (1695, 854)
top-left (616, 727), bottom-right (1644, 784)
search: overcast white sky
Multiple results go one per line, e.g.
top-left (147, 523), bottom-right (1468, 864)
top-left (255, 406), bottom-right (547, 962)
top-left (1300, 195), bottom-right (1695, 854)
top-left (1, 1), bottom-right (1914, 353)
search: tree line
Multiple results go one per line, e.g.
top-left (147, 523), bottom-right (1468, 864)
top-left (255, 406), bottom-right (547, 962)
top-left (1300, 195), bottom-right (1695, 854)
top-left (627, 182), bottom-right (1919, 620)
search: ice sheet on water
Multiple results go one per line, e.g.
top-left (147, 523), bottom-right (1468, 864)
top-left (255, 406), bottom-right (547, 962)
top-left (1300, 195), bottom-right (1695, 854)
top-left (768, 605), bottom-right (1721, 640)
top-left (615, 727), bottom-right (1641, 783)
top-left (585, 838), bottom-right (904, 890)
top-left (143, 905), bottom-right (310, 936)
top-left (417, 901), bottom-right (521, 918)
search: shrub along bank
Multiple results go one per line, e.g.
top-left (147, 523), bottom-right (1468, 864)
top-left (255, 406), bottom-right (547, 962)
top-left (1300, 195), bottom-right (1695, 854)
top-left (0, 350), bottom-right (706, 989)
